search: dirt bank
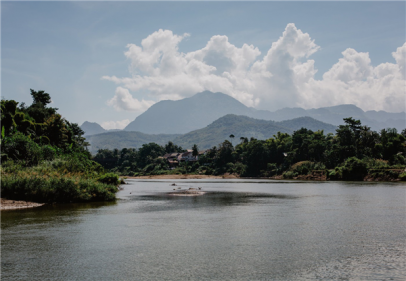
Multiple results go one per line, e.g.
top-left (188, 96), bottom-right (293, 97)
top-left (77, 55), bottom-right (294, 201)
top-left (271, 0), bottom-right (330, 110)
top-left (1, 198), bottom-right (45, 210)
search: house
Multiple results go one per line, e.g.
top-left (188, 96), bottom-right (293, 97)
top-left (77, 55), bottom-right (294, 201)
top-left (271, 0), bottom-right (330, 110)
top-left (181, 150), bottom-right (198, 162)
top-left (163, 152), bottom-right (182, 168)
top-left (163, 149), bottom-right (208, 166)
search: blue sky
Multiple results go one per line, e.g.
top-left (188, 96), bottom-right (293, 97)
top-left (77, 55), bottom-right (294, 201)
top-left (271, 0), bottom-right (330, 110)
top-left (2, 1), bottom-right (405, 129)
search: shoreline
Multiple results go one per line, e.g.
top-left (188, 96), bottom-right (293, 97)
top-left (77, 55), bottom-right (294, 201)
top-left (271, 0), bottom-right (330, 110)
top-left (125, 174), bottom-right (240, 180)
top-left (123, 173), bottom-right (401, 182)
top-left (1, 198), bottom-right (45, 211)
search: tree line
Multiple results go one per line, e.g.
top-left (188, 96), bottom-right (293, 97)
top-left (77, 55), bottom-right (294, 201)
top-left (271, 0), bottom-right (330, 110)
top-left (1, 90), bottom-right (120, 203)
top-left (93, 118), bottom-right (406, 181)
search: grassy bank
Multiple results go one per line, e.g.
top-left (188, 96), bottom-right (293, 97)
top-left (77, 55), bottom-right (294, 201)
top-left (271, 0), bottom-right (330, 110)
top-left (1, 159), bottom-right (120, 203)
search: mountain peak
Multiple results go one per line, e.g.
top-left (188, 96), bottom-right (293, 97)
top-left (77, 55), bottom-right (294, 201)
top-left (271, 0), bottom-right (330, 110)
top-left (124, 91), bottom-right (254, 134)
top-left (80, 121), bottom-right (106, 136)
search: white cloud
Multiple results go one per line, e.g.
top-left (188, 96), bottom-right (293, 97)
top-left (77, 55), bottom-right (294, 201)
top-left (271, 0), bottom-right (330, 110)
top-left (300, 45), bottom-right (406, 112)
top-left (101, 119), bottom-right (131, 130)
top-left (103, 25), bottom-right (406, 113)
top-left (107, 87), bottom-right (155, 112)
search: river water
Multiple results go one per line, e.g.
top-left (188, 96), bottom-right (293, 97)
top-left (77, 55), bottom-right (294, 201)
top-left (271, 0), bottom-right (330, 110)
top-left (2, 179), bottom-right (405, 280)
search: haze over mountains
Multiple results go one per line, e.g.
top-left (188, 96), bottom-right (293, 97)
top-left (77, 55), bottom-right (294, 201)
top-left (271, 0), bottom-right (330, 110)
top-left (80, 91), bottom-right (405, 152)
top-left (122, 91), bottom-right (405, 134)
top-left (84, 114), bottom-right (336, 152)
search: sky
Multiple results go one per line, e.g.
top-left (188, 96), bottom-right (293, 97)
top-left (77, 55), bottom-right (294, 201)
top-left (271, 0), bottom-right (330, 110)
top-left (2, 1), bottom-right (405, 129)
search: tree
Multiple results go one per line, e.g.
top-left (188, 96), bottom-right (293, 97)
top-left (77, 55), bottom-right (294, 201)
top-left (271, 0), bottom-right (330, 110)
top-left (165, 141), bottom-right (183, 153)
top-left (192, 144), bottom-right (199, 158)
top-left (30, 89), bottom-right (52, 105)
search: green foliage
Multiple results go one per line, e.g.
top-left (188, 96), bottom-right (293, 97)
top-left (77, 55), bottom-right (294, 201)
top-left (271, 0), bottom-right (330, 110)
top-left (282, 171), bottom-right (298, 179)
top-left (98, 173), bottom-right (120, 185)
top-left (165, 141), bottom-right (184, 153)
top-left (1, 90), bottom-right (120, 203)
top-left (1, 173), bottom-right (117, 203)
top-left (399, 172), bottom-right (406, 181)
top-left (329, 157), bottom-right (368, 181)
top-left (290, 161), bottom-right (326, 175)
top-left (1, 132), bottom-right (42, 165)
top-left (90, 117), bottom-right (405, 181)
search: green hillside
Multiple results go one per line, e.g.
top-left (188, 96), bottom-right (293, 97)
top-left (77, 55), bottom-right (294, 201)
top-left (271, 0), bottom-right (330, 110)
top-left (173, 115), bottom-right (290, 149)
top-left (277, 116), bottom-right (337, 133)
top-left (87, 115), bottom-right (338, 151)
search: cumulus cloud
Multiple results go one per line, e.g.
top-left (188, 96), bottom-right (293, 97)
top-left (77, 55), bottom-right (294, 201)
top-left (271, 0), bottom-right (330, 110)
top-left (103, 25), bottom-right (406, 113)
top-left (107, 87), bottom-right (155, 112)
top-left (300, 44), bottom-right (406, 112)
top-left (101, 119), bottom-right (131, 130)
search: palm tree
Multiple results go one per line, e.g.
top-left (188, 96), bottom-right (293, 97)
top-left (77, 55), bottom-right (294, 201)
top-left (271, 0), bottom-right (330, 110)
top-left (229, 134), bottom-right (235, 143)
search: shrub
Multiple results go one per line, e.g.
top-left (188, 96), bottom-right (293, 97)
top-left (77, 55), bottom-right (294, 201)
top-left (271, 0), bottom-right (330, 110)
top-left (2, 132), bottom-right (42, 166)
top-left (398, 172), bottom-right (406, 181)
top-left (282, 171), bottom-right (297, 179)
top-left (97, 172), bottom-right (120, 185)
top-left (1, 172), bottom-right (118, 203)
top-left (334, 157), bottom-right (368, 181)
top-left (290, 161), bottom-right (326, 176)
top-left (41, 145), bottom-right (57, 161)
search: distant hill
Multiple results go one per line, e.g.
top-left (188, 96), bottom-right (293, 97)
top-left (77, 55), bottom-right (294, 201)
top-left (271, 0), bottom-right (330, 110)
top-left (173, 115), bottom-right (337, 149)
top-left (80, 121), bottom-right (106, 136)
top-left (85, 114), bottom-right (337, 153)
top-left (85, 131), bottom-right (179, 153)
top-left (277, 116), bottom-right (337, 133)
top-left (123, 91), bottom-right (405, 134)
top-left (124, 91), bottom-right (270, 134)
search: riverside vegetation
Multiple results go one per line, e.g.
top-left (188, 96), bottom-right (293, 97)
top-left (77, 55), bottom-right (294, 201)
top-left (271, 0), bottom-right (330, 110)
top-left (1, 90), bottom-right (120, 204)
top-left (2, 90), bottom-right (405, 206)
top-left (94, 119), bottom-right (406, 181)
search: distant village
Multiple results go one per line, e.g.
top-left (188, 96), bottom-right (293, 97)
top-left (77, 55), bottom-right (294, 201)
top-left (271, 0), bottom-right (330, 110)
top-left (161, 150), bottom-right (207, 168)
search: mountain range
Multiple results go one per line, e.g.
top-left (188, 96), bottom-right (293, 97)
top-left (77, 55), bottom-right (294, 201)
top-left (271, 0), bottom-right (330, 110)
top-left (122, 91), bottom-right (405, 134)
top-left (84, 114), bottom-right (336, 153)
top-left (80, 91), bottom-right (405, 152)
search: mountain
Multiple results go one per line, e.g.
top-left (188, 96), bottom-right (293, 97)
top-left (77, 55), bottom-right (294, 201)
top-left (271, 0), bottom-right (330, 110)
top-left (80, 121), bottom-right (106, 136)
top-left (124, 91), bottom-right (405, 134)
top-left (172, 115), bottom-right (292, 150)
top-left (277, 116), bottom-right (337, 132)
top-left (85, 131), bottom-right (180, 153)
top-left (173, 114), bottom-right (337, 150)
top-left (124, 91), bottom-right (262, 134)
top-left (85, 114), bottom-right (337, 153)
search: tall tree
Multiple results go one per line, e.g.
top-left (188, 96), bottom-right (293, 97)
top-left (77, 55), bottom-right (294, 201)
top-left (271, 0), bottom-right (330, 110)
top-left (192, 144), bottom-right (199, 158)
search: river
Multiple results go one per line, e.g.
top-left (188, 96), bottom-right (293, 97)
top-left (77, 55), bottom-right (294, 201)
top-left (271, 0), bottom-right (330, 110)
top-left (2, 179), bottom-right (405, 280)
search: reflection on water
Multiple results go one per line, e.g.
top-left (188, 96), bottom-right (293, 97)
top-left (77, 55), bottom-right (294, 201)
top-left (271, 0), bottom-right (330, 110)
top-left (133, 191), bottom-right (297, 212)
top-left (2, 180), bottom-right (405, 280)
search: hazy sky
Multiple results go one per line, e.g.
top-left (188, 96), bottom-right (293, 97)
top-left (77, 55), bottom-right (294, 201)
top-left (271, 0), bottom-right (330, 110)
top-left (2, 1), bottom-right (405, 129)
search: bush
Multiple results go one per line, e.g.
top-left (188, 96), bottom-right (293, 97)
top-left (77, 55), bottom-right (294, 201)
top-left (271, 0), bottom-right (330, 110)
top-left (282, 171), bottom-right (297, 179)
top-left (97, 172), bottom-right (120, 185)
top-left (399, 172), bottom-right (406, 181)
top-left (1, 173), bottom-right (117, 203)
top-left (41, 145), bottom-right (57, 161)
top-left (331, 157), bottom-right (368, 181)
top-left (2, 132), bottom-right (42, 166)
top-left (290, 161), bottom-right (326, 175)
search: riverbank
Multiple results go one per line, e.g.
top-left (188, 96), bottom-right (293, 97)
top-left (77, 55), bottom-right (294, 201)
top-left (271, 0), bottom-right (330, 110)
top-left (124, 170), bottom-right (404, 181)
top-left (1, 198), bottom-right (45, 210)
top-left (125, 173), bottom-right (239, 180)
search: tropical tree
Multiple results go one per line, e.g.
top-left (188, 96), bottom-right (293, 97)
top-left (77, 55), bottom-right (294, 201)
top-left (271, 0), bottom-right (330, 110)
top-left (192, 144), bottom-right (199, 158)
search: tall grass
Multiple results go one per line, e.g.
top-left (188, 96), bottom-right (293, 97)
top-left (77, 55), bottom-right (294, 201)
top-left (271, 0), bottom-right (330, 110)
top-left (1, 159), bottom-right (119, 203)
